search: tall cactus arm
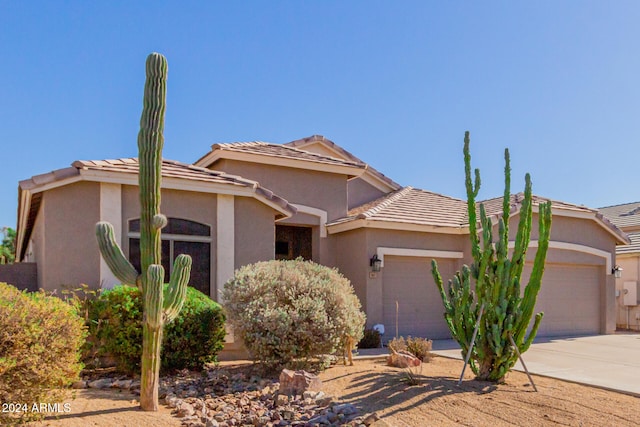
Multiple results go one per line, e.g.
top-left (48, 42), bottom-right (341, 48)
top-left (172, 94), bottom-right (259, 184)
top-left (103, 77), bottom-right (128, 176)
top-left (510, 173), bottom-right (533, 280)
top-left (138, 53), bottom-right (167, 278)
top-left (163, 254), bottom-right (192, 323)
top-left (464, 131), bottom-right (481, 261)
top-left (96, 221), bottom-right (139, 287)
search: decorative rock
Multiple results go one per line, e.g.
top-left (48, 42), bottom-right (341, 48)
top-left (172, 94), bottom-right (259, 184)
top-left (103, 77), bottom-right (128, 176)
top-left (176, 401), bottom-right (196, 418)
top-left (205, 419), bottom-right (219, 427)
top-left (88, 378), bottom-right (114, 389)
top-left (362, 412), bottom-right (380, 426)
top-left (112, 379), bottom-right (133, 389)
top-left (278, 370), bottom-right (323, 396)
top-left (71, 380), bottom-right (87, 389)
top-left (387, 350), bottom-right (421, 369)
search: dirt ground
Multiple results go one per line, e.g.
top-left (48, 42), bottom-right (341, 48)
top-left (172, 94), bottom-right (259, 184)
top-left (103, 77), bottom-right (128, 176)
top-left (24, 355), bottom-right (640, 427)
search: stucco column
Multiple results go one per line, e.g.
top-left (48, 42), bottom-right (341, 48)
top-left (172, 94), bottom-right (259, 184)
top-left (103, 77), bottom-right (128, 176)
top-left (99, 183), bottom-right (122, 289)
top-left (603, 272), bottom-right (617, 334)
top-left (216, 194), bottom-right (235, 300)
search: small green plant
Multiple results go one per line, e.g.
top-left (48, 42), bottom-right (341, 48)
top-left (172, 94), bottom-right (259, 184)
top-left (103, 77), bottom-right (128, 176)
top-left (358, 328), bottom-right (382, 349)
top-left (0, 283), bottom-right (86, 425)
top-left (222, 259), bottom-right (366, 370)
top-left (86, 285), bottom-right (225, 374)
top-left (387, 336), bottom-right (433, 362)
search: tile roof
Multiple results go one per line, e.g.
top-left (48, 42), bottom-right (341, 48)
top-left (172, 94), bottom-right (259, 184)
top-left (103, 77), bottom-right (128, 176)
top-left (328, 186), bottom-right (468, 228)
top-left (285, 135), bottom-right (401, 190)
top-left (72, 158), bottom-right (261, 188)
top-left (328, 188), bottom-right (629, 244)
top-left (17, 158), bottom-right (297, 261)
top-left (479, 193), bottom-right (597, 219)
top-left (599, 202), bottom-right (640, 229)
top-left (209, 141), bottom-right (366, 169)
top-left (617, 232), bottom-right (640, 254)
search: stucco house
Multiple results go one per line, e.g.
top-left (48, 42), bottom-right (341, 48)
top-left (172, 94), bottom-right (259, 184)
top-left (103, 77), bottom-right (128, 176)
top-left (14, 135), bottom-right (629, 343)
top-left (599, 202), bottom-right (640, 331)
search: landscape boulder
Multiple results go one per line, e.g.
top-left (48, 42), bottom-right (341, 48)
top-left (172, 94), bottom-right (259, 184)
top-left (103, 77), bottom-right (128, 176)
top-left (278, 369), bottom-right (323, 396)
top-left (387, 350), bottom-right (421, 368)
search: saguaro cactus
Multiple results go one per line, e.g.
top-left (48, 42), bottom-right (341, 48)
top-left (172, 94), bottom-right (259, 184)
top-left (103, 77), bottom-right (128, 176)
top-left (96, 53), bottom-right (192, 410)
top-left (431, 131), bottom-right (552, 382)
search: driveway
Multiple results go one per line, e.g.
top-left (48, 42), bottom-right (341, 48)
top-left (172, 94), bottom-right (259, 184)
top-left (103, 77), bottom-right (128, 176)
top-left (431, 333), bottom-right (640, 396)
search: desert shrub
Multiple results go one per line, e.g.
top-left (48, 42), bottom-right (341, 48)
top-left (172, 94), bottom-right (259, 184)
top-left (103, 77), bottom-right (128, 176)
top-left (87, 285), bottom-right (225, 374)
top-left (222, 259), bottom-right (366, 370)
top-left (358, 328), bottom-right (382, 349)
top-left (388, 336), bottom-right (433, 362)
top-left (0, 282), bottom-right (86, 424)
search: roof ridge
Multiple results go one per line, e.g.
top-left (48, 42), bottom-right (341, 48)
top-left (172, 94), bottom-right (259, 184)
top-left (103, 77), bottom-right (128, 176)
top-left (599, 201), bottom-right (640, 210)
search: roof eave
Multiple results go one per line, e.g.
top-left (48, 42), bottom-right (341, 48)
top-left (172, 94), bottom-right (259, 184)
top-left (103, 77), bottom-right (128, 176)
top-left (326, 218), bottom-right (468, 235)
top-left (195, 149), bottom-right (366, 178)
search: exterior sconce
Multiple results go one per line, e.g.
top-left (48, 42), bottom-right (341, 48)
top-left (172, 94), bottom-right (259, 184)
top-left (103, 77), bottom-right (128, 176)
top-left (370, 254), bottom-right (382, 272)
top-left (612, 265), bottom-right (623, 279)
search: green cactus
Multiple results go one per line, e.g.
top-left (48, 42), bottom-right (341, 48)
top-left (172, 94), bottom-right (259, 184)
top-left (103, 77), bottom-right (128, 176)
top-left (432, 131), bottom-right (552, 382)
top-left (96, 53), bottom-right (192, 410)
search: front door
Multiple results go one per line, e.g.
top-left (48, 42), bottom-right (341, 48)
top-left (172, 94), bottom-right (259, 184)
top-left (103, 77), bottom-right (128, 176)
top-left (275, 225), bottom-right (312, 260)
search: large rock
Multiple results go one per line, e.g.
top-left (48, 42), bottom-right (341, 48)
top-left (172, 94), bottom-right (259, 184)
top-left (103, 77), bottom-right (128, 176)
top-left (278, 369), bottom-right (323, 396)
top-left (387, 350), bottom-right (421, 368)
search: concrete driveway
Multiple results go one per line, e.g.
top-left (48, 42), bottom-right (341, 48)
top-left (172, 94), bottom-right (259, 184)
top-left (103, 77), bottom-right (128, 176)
top-left (431, 333), bottom-right (640, 396)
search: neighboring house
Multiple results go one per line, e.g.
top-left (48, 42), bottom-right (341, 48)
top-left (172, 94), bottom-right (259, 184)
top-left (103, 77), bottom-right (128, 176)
top-left (14, 135), bottom-right (629, 344)
top-left (599, 202), bottom-right (640, 331)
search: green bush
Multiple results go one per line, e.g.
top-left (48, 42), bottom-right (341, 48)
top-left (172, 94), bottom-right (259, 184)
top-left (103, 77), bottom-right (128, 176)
top-left (358, 328), bottom-right (382, 349)
top-left (388, 336), bottom-right (433, 362)
top-left (0, 283), bottom-right (86, 424)
top-left (222, 259), bottom-right (366, 369)
top-left (87, 285), bottom-right (225, 374)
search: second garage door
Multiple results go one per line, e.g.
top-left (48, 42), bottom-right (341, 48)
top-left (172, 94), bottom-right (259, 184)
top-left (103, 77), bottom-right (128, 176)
top-left (382, 256), bottom-right (455, 340)
top-left (523, 263), bottom-right (601, 336)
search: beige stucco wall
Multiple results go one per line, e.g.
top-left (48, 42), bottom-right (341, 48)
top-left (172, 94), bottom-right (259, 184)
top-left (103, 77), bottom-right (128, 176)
top-left (347, 178), bottom-right (387, 210)
top-left (234, 197), bottom-right (276, 269)
top-left (214, 160), bottom-right (348, 221)
top-left (615, 254), bottom-right (640, 331)
top-left (334, 229), bottom-right (369, 312)
top-left (356, 228), bottom-right (467, 329)
top-left (214, 159), bottom-right (347, 266)
top-left (40, 181), bottom-right (102, 291)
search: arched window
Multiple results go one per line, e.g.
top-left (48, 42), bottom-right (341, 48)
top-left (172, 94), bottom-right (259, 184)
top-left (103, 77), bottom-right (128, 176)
top-left (128, 218), bottom-right (211, 296)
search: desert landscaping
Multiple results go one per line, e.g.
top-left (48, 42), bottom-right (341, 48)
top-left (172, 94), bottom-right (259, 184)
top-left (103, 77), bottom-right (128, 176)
top-left (25, 355), bottom-right (639, 427)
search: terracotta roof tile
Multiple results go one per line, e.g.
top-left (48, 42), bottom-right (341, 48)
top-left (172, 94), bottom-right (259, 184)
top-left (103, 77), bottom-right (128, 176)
top-left (478, 193), bottom-right (595, 218)
top-left (72, 158), bottom-right (259, 188)
top-left (329, 186), bottom-right (467, 228)
top-left (212, 141), bottom-right (366, 169)
top-left (599, 202), bottom-right (640, 229)
top-left (617, 232), bottom-right (640, 254)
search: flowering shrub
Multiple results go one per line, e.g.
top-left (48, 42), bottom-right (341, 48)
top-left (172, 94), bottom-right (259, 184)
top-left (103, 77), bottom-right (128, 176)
top-left (0, 283), bottom-right (85, 424)
top-left (222, 259), bottom-right (366, 369)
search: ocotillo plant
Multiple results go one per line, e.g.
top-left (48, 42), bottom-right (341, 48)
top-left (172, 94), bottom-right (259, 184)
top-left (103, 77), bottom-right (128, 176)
top-left (432, 131), bottom-right (552, 382)
top-left (96, 53), bottom-right (192, 410)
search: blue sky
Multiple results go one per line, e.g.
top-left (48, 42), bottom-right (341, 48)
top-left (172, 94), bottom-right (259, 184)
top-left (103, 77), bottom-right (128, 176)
top-left (1, 1), bottom-right (639, 230)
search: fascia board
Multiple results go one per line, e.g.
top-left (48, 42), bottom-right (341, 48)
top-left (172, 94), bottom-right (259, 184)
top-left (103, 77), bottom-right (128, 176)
top-left (204, 150), bottom-right (366, 177)
top-left (327, 218), bottom-right (467, 235)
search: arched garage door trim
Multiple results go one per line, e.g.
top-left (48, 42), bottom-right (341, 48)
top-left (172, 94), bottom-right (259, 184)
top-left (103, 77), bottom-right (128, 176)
top-left (376, 247), bottom-right (464, 266)
top-left (508, 240), bottom-right (612, 274)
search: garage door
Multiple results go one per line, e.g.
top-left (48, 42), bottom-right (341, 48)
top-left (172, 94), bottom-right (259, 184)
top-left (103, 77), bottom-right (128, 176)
top-left (382, 256), bottom-right (455, 340)
top-left (523, 263), bottom-right (601, 336)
